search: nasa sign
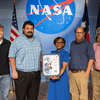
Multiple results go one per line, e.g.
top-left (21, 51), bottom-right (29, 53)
top-left (25, 0), bottom-right (76, 34)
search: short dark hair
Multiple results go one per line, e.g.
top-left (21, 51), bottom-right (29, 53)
top-left (74, 26), bottom-right (85, 33)
top-left (22, 21), bottom-right (34, 29)
top-left (0, 24), bottom-right (4, 29)
top-left (54, 37), bottom-right (66, 47)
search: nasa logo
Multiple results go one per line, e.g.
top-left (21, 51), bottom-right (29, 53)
top-left (25, 0), bottom-right (76, 34)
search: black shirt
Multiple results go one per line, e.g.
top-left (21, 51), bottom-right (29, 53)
top-left (0, 38), bottom-right (11, 75)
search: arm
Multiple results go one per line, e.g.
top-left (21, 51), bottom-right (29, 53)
top-left (50, 52), bottom-right (69, 80)
top-left (50, 62), bottom-right (69, 80)
top-left (91, 43), bottom-right (95, 70)
top-left (9, 57), bottom-right (18, 79)
top-left (85, 59), bottom-right (94, 79)
top-left (40, 56), bottom-right (42, 73)
top-left (40, 42), bottom-right (43, 73)
top-left (61, 62), bottom-right (69, 76)
top-left (91, 60), bottom-right (95, 70)
top-left (85, 43), bottom-right (95, 78)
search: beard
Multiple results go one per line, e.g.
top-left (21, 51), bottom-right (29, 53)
top-left (26, 34), bottom-right (33, 38)
top-left (23, 31), bottom-right (33, 38)
top-left (75, 36), bottom-right (84, 44)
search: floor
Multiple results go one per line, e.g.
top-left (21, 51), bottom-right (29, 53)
top-left (0, 82), bottom-right (92, 100)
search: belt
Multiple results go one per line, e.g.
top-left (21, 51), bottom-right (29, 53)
top-left (94, 68), bottom-right (100, 72)
top-left (32, 70), bottom-right (40, 73)
top-left (17, 70), bottom-right (40, 73)
top-left (69, 70), bottom-right (86, 73)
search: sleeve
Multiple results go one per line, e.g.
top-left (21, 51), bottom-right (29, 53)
top-left (8, 40), bottom-right (19, 58)
top-left (62, 52), bottom-right (69, 63)
top-left (69, 42), bottom-right (72, 57)
top-left (91, 43), bottom-right (95, 70)
top-left (87, 43), bottom-right (95, 60)
top-left (40, 42), bottom-right (43, 56)
top-left (51, 51), bottom-right (55, 54)
top-left (36, 37), bottom-right (43, 56)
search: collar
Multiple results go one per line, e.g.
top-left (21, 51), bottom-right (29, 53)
top-left (22, 34), bottom-right (35, 42)
top-left (0, 39), bottom-right (3, 44)
top-left (56, 48), bottom-right (64, 53)
top-left (1, 38), bottom-right (7, 44)
top-left (0, 38), bottom-right (10, 45)
top-left (82, 39), bottom-right (87, 43)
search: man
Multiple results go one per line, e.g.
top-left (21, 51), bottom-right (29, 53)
top-left (69, 26), bottom-right (94, 100)
top-left (91, 27), bottom-right (100, 100)
top-left (0, 24), bottom-right (11, 100)
top-left (9, 21), bottom-right (43, 100)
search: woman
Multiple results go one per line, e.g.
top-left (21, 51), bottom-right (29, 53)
top-left (48, 37), bottom-right (70, 100)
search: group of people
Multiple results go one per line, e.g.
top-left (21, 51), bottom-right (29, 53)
top-left (0, 20), bottom-right (100, 100)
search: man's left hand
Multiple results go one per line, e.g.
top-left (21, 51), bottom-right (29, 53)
top-left (84, 72), bottom-right (89, 79)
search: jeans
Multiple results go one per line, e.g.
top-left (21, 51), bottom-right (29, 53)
top-left (0, 74), bottom-right (11, 100)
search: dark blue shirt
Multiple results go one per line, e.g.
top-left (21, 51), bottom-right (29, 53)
top-left (69, 39), bottom-right (94, 70)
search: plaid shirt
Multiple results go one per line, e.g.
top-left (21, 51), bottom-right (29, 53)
top-left (8, 34), bottom-right (43, 72)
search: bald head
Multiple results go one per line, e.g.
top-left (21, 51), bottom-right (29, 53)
top-left (74, 26), bottom-right (85, 33)
top-left (75, 26), bottom-right (85, 43)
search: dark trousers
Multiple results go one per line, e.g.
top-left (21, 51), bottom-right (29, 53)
top-left (14, 70), bottom-right (41, 100)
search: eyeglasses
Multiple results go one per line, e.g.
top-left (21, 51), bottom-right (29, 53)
top-left (97, 33), bottom-right (100, 35)
top-left (56, 42), bottom-right (63, 44)
top-left (76, 32), bottom-right (84, 34)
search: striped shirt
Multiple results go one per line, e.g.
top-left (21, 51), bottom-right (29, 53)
top-left (8, 34), bottom-right (43, 72)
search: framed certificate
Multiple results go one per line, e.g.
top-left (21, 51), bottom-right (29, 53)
top-left (42, 54), bottom-right (60, 76)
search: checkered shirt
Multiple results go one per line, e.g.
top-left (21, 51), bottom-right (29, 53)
top-left (8, 34), bottom-right (43, 72)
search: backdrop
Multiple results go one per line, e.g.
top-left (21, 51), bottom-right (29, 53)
top-left (0, 0), bottom-right (99, 82)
